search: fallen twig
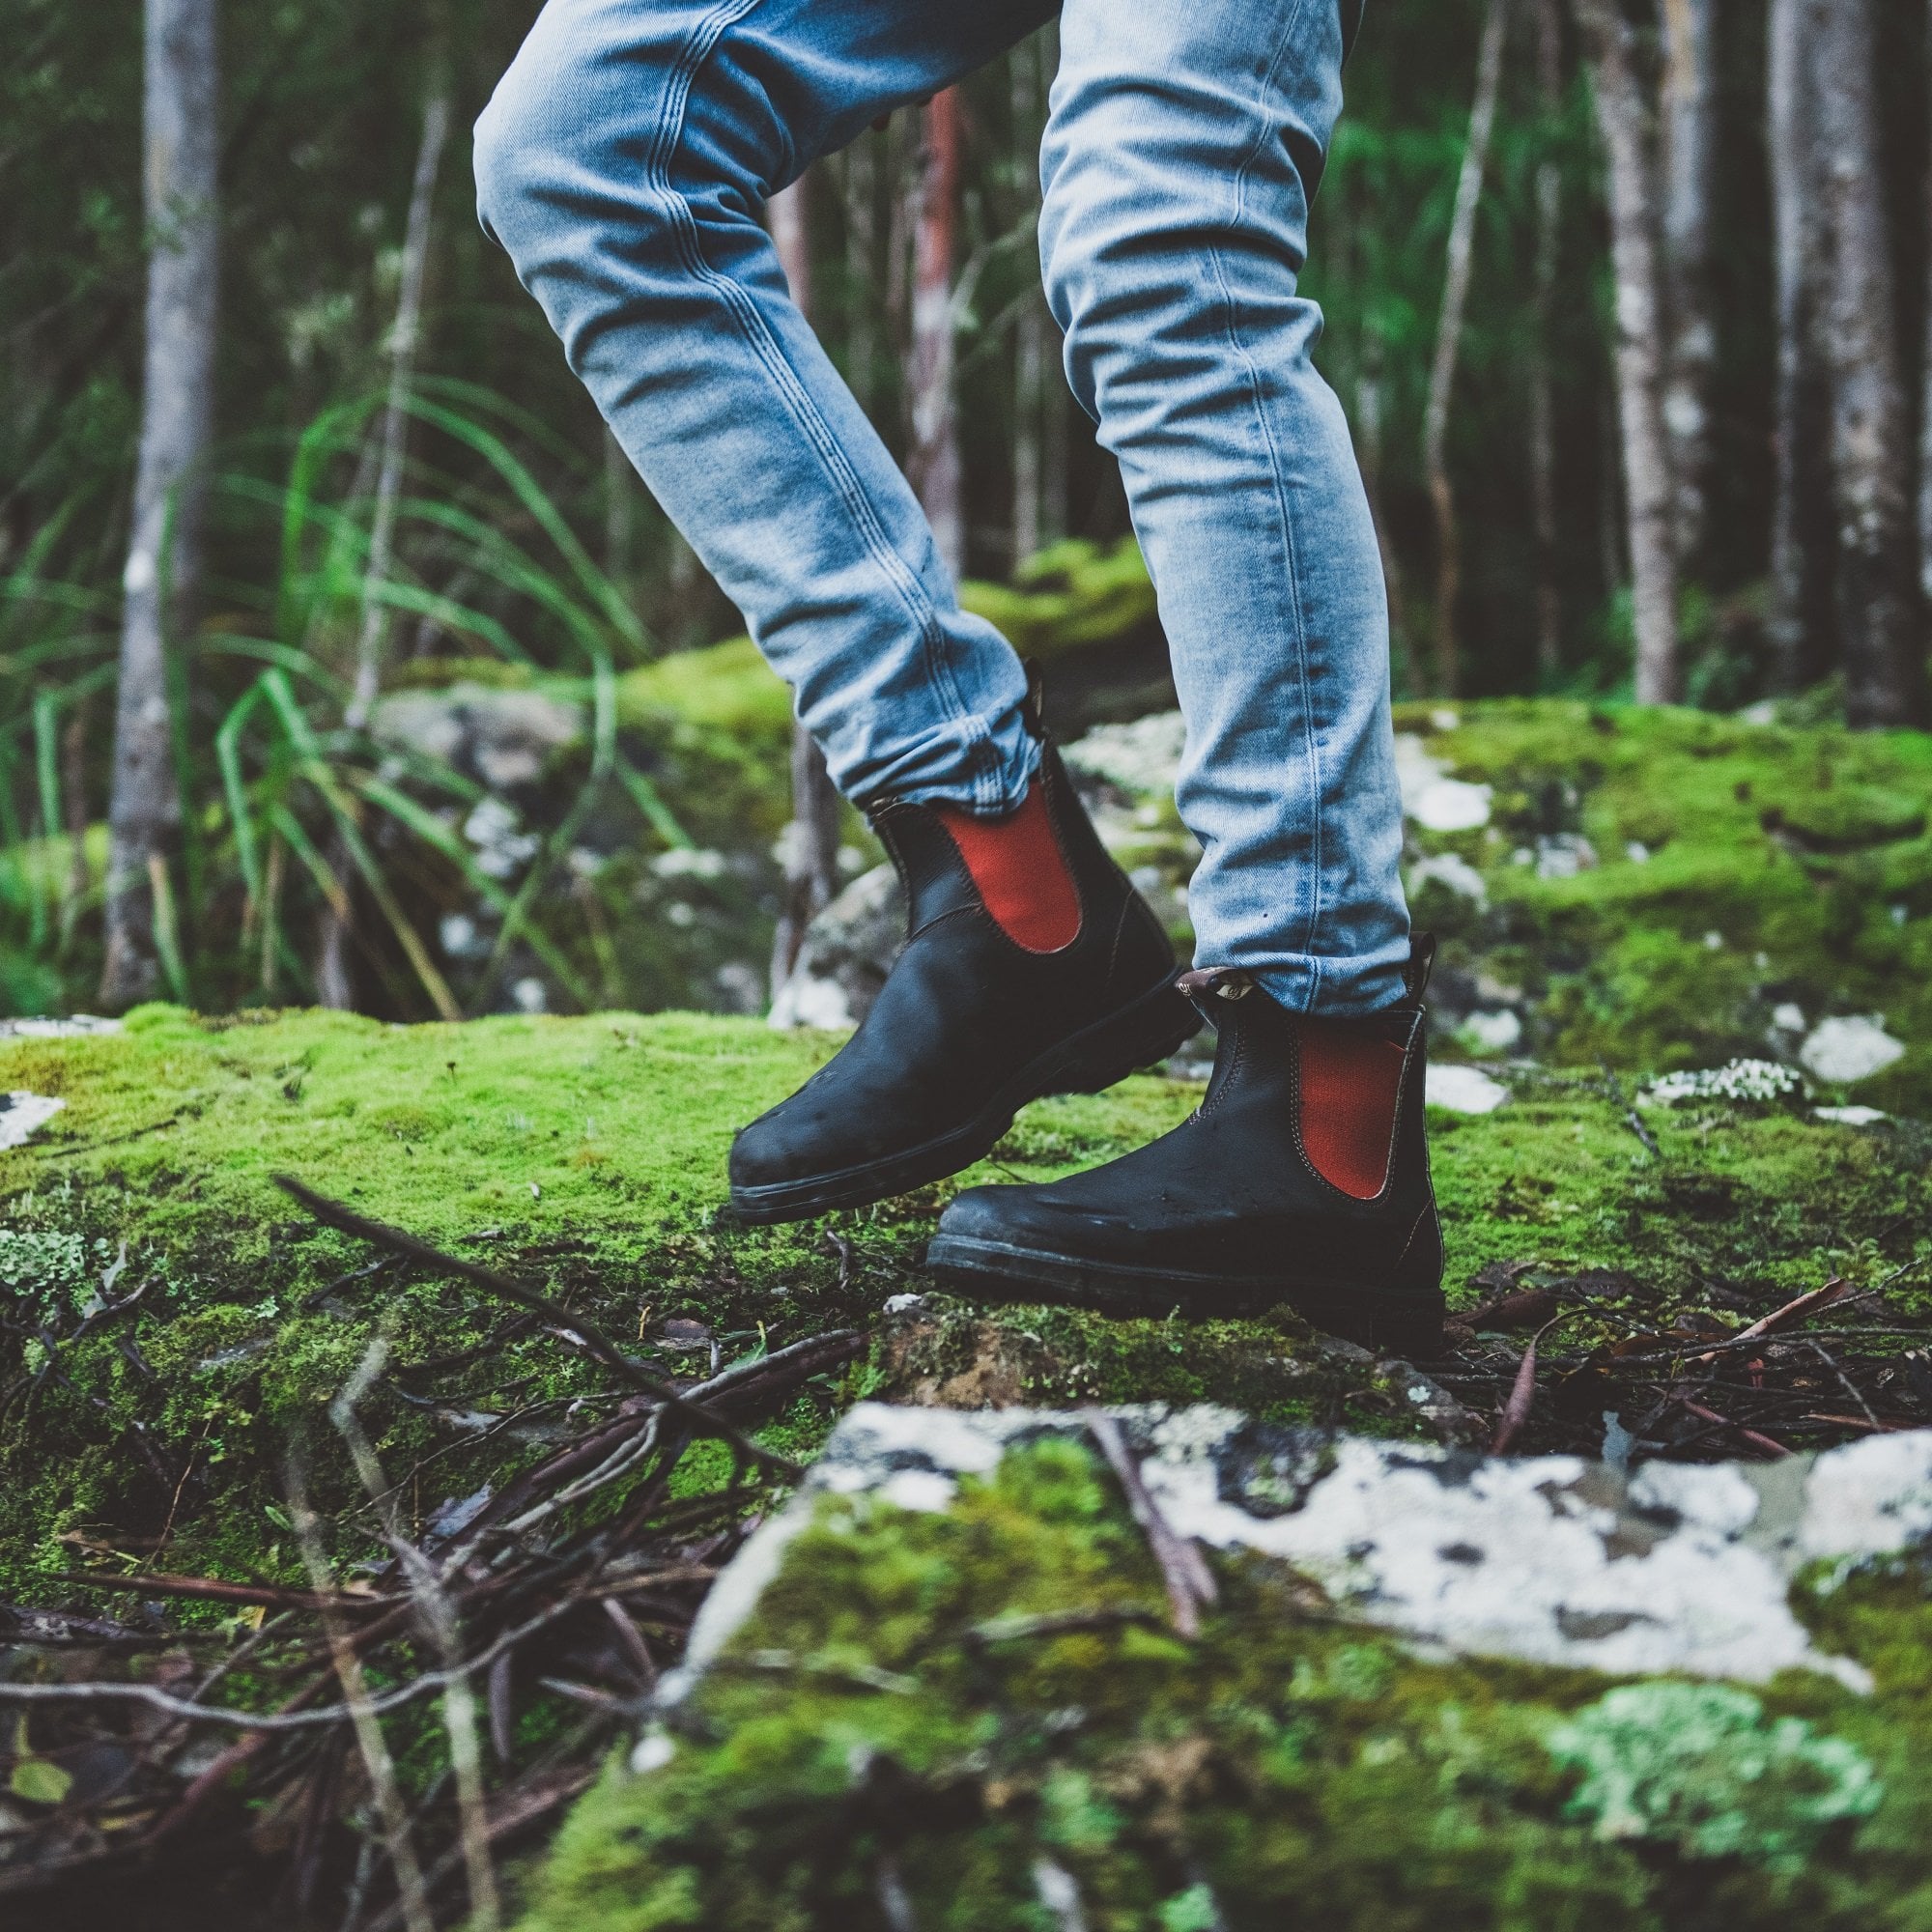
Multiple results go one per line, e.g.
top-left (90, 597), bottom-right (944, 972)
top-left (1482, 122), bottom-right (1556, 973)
top-left (1083, 1410), bottom-right (1217, 1638)
top-left (275, 1177), bottom-right (800, 1479)
top-left (1674, 1397), bottom-right (1791, 1460)
top-left (1697, 1277), bottom-right (1857, 1361)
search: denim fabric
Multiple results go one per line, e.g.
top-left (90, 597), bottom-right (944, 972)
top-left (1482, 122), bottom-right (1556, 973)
top-left (475, 0), bottom-right (1411, 1012)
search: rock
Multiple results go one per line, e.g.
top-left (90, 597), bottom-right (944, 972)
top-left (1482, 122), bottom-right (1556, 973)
top-left (674, 1404), bottom-right (1932, 1697)
top-left (372, 682), bottom-right (584, 792)
top-left (1799, 1014), bottom-right (1907, 1086)
top-left (1407, 851), bottom-right (1488, 910)
top-left (1425, 1064), bottom-right (1509, 1114)
top-left (1062, 710), bottom-right (1188, 797)
top-left (521, 1404), bottom-right (1932, 1925)
top-left (1394, 733), bottom-right (1493, 832)
top-left (0, 1094), bottom-right (65, 1151)
top-left (1815, 1104), bottom-right (1889, 1127)
top-left (1535, 833), bottom-right (1598, 879)
top-left (0, 1016), bottom-right (121, 1040)
top-left (768, 863), bottom-right (904, 1031)
top-left (1456, 1009), bottom-right (1521, 1057)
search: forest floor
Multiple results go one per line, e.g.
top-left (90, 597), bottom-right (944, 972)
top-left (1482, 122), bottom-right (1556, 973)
top-left (5, 1004), bottom-right (1932, 1606)
top-left (11, 694), bottom-right (1932, 1921)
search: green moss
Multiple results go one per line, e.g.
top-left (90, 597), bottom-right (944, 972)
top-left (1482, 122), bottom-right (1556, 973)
top-left (1386, 699), bottom-right (1932, 1109)
top-left (517, 1440), bottom-right (1924, 1931)
top-left (7, 1008), bottom-right (1932, 1601)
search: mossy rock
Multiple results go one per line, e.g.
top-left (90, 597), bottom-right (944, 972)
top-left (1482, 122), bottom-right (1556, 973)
top-left (5, 1010), bottom-right (1932, 1612)
top-left (518, 1411), bottom-right (1932, 1930)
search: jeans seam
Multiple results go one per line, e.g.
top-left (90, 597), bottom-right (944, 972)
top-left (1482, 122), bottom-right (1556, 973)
top-left (649, 0), bottom-right (1005, 811)
top-left (1203, 0), bottom-right (1325, 1009)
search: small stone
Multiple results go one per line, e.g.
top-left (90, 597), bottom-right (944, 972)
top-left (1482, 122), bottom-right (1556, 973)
top-left (1394, 735), bottom-right (1493, 832)
top-left (1457, 1009), bottom-right (1521, 1058)
top-left (1409, 852), bottom-right (1489, 910)
top-left (1814, 1105), bottom-right (1888, 1127)
top-left (0, 1016), bottom-right (122, 1040)
top-left (1427, 1065), bottom-right (1509, 1115)
top-left (1799, 1015), bottom-right (1906, 1086)
top-left (0, 1094), bottom-right (65, 1151)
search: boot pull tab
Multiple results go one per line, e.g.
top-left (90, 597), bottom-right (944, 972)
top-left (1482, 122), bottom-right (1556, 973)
top-left (1403, 933), bottom-right (1438, 1005)
top-left (1021, 658), bottom-right (1050, 741)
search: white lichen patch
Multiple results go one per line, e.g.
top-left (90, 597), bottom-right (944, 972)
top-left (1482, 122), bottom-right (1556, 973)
top-left (687, 1407), bottom-right (1932, 1708)
top-left (1641, 1060), bottom-right (1804, 1108)
top-left (0, 1093), bottom-right (66, 1151)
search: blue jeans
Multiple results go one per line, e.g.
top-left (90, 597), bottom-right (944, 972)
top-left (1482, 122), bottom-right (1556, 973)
top-left (475, 0), bottom-right (1410, 1013)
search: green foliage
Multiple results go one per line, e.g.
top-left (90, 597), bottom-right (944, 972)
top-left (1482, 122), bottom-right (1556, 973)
top-left (1548, 1684), bottom-right (1883, 1867)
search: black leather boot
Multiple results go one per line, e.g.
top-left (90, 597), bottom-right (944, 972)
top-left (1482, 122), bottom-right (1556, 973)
top-left (728, 738), bottom-right (1201, 1224)
top-left (926, 945), bottom-right (1444, 1355)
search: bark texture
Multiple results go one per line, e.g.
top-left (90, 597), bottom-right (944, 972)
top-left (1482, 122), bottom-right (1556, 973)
top-left (907, 90), bottom-right (965, 581)
top-left (1422, 0), bottom-right (1509, 697)
top-left (1659, 0), bottom-right (1718, 568)
top-left (1574, 0), bottom-right (1680, 705)
top-left (1528, 0), bottom-right (1567, 682)
top-left (100, 0), bottom-right (219, 1009)
top-left (1766, 0), bottom-right (1833, 690)
top-left (766, 172), bottom-right (844, 995)
top-left (1808, 0), bottom-right (1921, 727)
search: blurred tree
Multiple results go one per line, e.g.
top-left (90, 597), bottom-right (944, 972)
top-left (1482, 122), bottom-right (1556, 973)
top-left (1766, 0), bottom-right (1833, 692)
top-left (1423, 0), bottom-right (1508, 696)
top-left (318, 73), bottom-right (454, 1010)
top-left (1573, 0), bottom-right (1680, 704)
top-left (1810, 0), bottom-right (1922, 727)
top-left (1660, 0), bottom-right (1718, 570)
top-left (767, 172), bottom-right (843, 998)
top-left (100, 0), bottom-right (218, 1007)
top-left (908, 89), bottom-right (965, 578)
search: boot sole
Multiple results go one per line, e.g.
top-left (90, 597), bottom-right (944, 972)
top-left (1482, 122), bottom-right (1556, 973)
top-left (924, 1233), bottom-right (1446, 1359)
top-left (727, 976), bottom-right (1202, 1226)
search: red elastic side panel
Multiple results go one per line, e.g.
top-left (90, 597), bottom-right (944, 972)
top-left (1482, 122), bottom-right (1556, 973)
top-left (933, 783), bottom-right (1082, 953)
top-left (1296, 1018), bottom-right (1409, 1201)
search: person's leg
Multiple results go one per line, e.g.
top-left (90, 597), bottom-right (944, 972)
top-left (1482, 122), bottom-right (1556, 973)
top-left (473, 0), bottom-right (1046, 812)
top-left (1038, 0), bottom-right (1409, 1014)
top-left (475, 0), bottom-right (1199, 1222)
top-left (932, 2), bottom-right (1442, 1349)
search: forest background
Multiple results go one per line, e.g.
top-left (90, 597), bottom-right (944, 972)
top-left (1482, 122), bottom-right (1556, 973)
top-left (4, 0), bottom-right (1930, 1026)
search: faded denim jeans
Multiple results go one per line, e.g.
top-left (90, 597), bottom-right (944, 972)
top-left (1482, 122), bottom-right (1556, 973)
top-left (474, 0), bottom-right (1410, 1012)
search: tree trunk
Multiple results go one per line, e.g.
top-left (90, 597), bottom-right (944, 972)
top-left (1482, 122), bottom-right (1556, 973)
top-left (1355, 338), bottom-right (1412, 690)
top-left (1659, 0), bottom-right (1718, 570)
top-left (842, 136), bottom-right (879, 414)
top-left (100, 0), bottom-right (219, 1009)
top-left (1010, 39), bottom-right (1049, 569)
top-left (1765, 0), bottom-right (1833, 689)
top-left (1921, 0), bottom-right (1932, 609)
top-left (1528, 0), bottom-right (1567, 683)
top-left (1574, 0), bottom-right (1680, 705)
top-left (767, 172), bottom-right (845, 997)
top-left (908, 89), bottom-right (965, 580)
top-left (1422, 0), bottom-right (1508, 698)
top-left (1809, 0), bottom-right (1921, 727)
top-left (316, 83), bottom-right (452, 1010)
